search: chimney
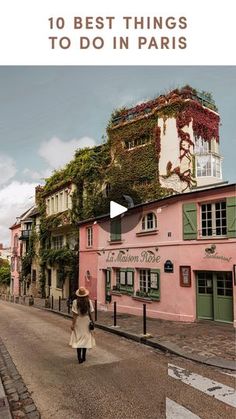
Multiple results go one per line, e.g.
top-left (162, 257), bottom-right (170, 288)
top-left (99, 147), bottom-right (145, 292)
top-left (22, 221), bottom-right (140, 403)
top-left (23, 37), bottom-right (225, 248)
top-left (0, 243), bottom-right (3, 250)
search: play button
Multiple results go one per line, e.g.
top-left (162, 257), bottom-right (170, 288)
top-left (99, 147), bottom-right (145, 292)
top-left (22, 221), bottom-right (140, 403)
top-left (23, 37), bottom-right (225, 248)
top-left (110, 201), bottom-right (128, 218)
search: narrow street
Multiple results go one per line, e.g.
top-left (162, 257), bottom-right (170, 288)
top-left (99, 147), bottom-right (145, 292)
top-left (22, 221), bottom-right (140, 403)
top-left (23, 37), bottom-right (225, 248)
top-left (0, 301), bottom-right (235, 419)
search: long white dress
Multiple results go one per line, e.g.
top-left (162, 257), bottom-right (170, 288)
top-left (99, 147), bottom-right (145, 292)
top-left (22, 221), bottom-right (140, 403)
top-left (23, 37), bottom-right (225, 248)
top-left (69, 299), bottom-right (96, 349)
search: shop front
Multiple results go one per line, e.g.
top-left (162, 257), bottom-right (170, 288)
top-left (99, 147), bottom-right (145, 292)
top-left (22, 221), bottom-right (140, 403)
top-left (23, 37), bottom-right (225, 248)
top-left (78, 184), bottom-right (236, 325)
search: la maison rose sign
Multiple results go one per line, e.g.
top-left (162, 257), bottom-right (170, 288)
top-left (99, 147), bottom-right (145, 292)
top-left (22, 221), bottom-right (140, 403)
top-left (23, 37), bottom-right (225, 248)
top-left (106, 250), bottom-right (161, 264)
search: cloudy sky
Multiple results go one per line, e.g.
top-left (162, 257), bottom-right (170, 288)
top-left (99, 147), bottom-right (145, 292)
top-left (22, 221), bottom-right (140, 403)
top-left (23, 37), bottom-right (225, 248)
top-left (0, 66), bottom-right (235, 246)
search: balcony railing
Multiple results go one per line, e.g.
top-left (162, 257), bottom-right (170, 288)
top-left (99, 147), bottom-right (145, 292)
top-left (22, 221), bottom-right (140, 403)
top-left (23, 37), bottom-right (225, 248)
top-left (20, 230), bottom-right (31, 240)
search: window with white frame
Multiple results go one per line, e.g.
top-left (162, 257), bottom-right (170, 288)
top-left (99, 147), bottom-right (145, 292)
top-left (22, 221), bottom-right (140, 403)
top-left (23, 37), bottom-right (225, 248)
top-left (86, 227), bottom-right (93, 247)
top-left (65, 190), bottom-right (69, 209)
top-left (59, 192), bottom-right (64, 212)
top-left (51, 235), bottom-right (64, 249)
top-left (138, 269), bottom-right (160, 298)
top-left (55, 195), bottom-right (59, 212)
top-left (141, 212), bottom-right (157, 231)
top-left (124, 134), bottom-right (151, 150)
top-left (45, 187), bottom-right (72, 216)
top-left (201, 201), bottom-right (227, 237)
top-left (196, 155), bottom-right (221, 178)
top-left (194, 137), bottom-right (210, 154)
top-left (47, 199), bottom-right (51, 215)
top-left (51, 197), bottom-right (54, 214)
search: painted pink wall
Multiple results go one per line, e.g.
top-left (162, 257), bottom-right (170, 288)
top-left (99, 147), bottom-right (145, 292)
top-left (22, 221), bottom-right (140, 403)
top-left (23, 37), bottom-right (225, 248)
top-left (10, 224), bottom-right (21, 295)
top-left (79, 187), bottom-right (236, 323)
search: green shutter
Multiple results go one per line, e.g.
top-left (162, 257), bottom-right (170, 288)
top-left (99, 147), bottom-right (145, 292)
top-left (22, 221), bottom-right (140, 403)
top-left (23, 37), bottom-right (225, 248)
top-left (183, 203), bottom-right (197, 240)
top-left (150, 269), bottom-right (160, 300)
top-left (227, 196), bottom-right (236, 238)
top-left (126, 268), bottom-right (134, 293)
top-left (110, 217), bottom-right (121, 241)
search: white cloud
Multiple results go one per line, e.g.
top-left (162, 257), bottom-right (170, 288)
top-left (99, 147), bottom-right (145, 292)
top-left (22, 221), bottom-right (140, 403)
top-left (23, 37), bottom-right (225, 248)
top-left (0, 154), bottom-right (17, 186)
top-left (0, 181), bottom-right (37, 246)
top-left (38, 136), bottom-right (96, 169)
top-left (23, 167), bottom-right (52, 181)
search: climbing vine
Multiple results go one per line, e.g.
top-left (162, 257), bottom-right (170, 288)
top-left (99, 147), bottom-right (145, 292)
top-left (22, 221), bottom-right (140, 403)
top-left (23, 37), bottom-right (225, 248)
top-left (20, 225), bottom-right (38, 281)
top-left (35, 85), bottom-right (220, 295)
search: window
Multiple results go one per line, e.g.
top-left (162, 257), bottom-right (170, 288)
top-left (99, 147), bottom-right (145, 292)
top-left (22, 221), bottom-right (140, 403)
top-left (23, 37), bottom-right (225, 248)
top-left (14, 234), bottom-right (18, 249)
top-left (17, 257), bottom-right (21, 273)
top-left (197, 272), bottom-right (213, 294)
top-left (142, 213), bottom-right (157, 231)
top-left (124, 134), bottom-right (151, 150)
top-left (59, 192), bottom-right (64, 212)
top-left (65, 191), bottom-right (69, 209)
top-left (32, 269), bottom-right (37, 282)
top-left (201, 201), bottom-right (227, 237)
top-left (114, 269), bottom-right (134, 294)
top-left (11, 257), bottom-right (15, 271)
top-left (110, 217), bottom-right (121, 241)
top-left (196, 155), bottom-right (221, 178)
top-left (195, 137), bottom-right (210, 154)
top-left (51, 235), bottom-right (64, 249)
top-left (51, 197), bottom-right (54, 213)
top-left (47, 199), bottom-right (51, 215)
top-left (55, 195), bottom-right (59, 212)
top-left (87, 227), bottom-right (93, 247)
top-left (138, 269), bottom-right (160, 299)
top-left (56, 269), bottom-right (64, 289)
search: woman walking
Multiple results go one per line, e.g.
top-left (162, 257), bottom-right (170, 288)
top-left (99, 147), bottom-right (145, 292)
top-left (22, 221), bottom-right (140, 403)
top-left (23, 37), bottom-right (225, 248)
top-left (69, 287), bottom-right (95, 363)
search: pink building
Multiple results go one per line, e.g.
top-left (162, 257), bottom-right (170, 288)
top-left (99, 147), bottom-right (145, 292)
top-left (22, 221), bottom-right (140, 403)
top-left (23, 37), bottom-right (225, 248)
top-left (79, 183), bottom-right (236, 326)
top-left (9, 222), bottom-right (22, 296)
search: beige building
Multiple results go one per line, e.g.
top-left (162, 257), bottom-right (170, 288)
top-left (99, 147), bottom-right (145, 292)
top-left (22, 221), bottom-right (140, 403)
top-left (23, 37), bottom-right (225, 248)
top-left (42, 182), bottom-right (78, 299)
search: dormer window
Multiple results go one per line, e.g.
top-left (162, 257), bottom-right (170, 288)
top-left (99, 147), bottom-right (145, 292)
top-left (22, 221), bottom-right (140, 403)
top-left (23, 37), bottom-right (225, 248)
top-left (142, 213), bottom-right (157, 231)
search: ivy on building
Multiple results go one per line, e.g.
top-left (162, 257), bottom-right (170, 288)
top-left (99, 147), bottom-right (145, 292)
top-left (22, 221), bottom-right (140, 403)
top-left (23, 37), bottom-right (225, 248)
top-left (35, 85), bottom-right (219, 295)
top-left (20, 225), bottom-right (38, 281)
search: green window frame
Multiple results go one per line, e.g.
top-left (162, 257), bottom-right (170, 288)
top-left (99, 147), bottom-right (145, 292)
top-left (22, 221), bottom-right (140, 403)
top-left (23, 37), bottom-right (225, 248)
top-left (114, 268), bottom-right (134, 294)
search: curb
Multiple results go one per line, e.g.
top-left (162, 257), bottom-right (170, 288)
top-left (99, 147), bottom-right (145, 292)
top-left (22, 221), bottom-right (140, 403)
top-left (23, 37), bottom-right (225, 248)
top-left (39, 306), bottom-right (236, 371)
top-left (0, 378), bottom-right (12, 419)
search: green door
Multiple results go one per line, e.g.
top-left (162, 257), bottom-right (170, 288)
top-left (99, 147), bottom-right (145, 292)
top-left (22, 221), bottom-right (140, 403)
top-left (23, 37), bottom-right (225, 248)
top-left (197, 272), bottom-right (233, 323)
top-left (214, 272), bottom-right (233, 323)
top-left (197, 272), bottom-right (214, 320)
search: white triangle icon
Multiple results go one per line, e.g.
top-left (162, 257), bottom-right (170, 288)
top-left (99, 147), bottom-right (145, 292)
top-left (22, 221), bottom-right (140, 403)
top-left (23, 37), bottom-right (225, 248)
top-left (110, 201), bottom-right (127, 218)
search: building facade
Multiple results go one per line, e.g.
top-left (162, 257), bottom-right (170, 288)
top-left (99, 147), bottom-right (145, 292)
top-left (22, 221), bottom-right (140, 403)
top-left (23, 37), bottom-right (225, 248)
top-left (9, 222), bottom-right (22, 296)
top-left (41, 182), bottom-right (79, 299)
top-left (79, 184), bottom-right (236, 326)
top-left (107, 86), bottom-right (222, 204)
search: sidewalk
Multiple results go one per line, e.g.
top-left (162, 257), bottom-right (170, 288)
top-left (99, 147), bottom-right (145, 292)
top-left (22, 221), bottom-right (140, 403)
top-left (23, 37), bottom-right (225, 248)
top-left (0, 377), bottom-right (12, 419)
top-left (94, 310), bottom-right (236, 370)
top-left (0, 337), bottom-right (40, 419)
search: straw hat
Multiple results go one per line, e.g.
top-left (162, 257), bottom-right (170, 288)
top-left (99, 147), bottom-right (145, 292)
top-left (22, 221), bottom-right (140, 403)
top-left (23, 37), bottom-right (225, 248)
top-left (75, 287), bottom-right (89, 297)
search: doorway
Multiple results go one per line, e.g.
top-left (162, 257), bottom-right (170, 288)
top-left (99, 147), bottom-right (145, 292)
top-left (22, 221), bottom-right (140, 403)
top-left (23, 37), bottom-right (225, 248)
top-left (197, 271), bottom-right (233, 323)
